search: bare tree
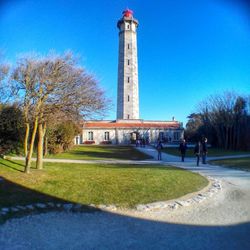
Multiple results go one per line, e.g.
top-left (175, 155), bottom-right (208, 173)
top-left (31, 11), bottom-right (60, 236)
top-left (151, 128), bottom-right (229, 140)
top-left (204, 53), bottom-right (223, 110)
top-left (193, 91), bottom-right (250, 150)
top-left (12, 52), bottom-right (109, 173)
top-left (0, 61), bottom-right (10, 103)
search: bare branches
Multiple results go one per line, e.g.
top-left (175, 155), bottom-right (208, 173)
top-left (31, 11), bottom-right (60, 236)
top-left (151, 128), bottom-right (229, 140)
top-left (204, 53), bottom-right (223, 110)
top-left (0, 61), bottom-right (10, 103)
top-left (10, 51), bottom-right (110, 172)
top-left (188, 91), bottom-right (250, 150)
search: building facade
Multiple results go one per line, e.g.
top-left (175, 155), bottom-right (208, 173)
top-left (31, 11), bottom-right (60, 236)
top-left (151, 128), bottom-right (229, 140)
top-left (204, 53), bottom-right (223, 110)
top-left (76, 9), bottom-right (183, 145)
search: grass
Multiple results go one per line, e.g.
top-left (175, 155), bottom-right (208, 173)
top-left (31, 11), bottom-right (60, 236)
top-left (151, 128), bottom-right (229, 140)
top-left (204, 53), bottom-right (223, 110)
top-left (209, 157), bottom-right (250, 172)
top-left (44, 145), bottom-right (152, 160)
top-left (162, 147), bottom-right (250, 157)
top-left (0, 158), bottom-right (208, 208)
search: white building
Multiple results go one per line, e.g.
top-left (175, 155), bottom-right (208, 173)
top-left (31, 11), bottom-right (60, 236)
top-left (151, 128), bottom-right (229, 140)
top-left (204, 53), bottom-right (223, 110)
top-left (76, 9), bottom-right (183, 145)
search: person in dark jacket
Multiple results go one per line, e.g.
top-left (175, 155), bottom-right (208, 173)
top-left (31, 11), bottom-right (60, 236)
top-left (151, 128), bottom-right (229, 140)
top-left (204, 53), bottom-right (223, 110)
top-left (156, 141), bottom-right (163, 160)
top-left (194, 141), bottom-right (202, 166)
top-left (179, 139), bottom-right (187, 162)
top-left (202, 138), bottom-right (208, 164)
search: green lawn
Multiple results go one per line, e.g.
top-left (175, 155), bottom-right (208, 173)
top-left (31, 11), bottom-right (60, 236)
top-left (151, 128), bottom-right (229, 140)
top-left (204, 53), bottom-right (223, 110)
top-left (0, 158), bottom-right (208, 209)
top-left (45, 145), bottom-right (152, 160)
top-left (162, 147), bottom-right (250, 157)
top-left (209, 157), bottom-right (250, 172)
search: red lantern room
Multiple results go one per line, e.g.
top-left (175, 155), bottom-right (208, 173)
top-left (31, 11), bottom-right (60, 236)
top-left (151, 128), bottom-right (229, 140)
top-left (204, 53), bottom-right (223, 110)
top-left (122, 9), bottom-right (133, 18)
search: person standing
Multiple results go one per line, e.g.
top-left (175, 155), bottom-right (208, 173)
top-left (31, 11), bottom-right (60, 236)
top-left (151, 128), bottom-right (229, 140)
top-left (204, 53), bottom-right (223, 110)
top-left (156, 141), bottom-right (163, 160)
top-left (142, 138), bottom-right (146, 148)
top-left (136, 139), bottom-right (139, 147)
top-left (194, 141), bottom-right (202, 166)
top-left (179, 139), bottom-right (187, 162)
top-left (202, 138), bottom-right (208, 164)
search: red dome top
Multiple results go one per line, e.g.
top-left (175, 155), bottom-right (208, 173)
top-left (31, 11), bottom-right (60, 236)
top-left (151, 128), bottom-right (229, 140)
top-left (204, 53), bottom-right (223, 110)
top-left (122, 9), bottom-right (133, 18)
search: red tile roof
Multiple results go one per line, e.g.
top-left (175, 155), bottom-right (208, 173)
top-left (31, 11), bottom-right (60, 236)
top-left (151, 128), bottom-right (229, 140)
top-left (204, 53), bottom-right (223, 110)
top-left (82, 120), bottom-right (181, 129)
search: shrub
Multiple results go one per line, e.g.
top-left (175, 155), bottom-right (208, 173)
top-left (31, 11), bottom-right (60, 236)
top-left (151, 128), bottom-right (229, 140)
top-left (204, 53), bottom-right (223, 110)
top-left (84, 140), bottom-right (95, 144)
top-left (47, 121), bottom-right (80, 154)
top-left (100, 141), bottom-right (112, 145)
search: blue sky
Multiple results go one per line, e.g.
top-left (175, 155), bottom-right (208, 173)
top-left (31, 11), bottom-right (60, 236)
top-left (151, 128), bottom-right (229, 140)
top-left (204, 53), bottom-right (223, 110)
top-left (0, 0), bottom-right (249, 126)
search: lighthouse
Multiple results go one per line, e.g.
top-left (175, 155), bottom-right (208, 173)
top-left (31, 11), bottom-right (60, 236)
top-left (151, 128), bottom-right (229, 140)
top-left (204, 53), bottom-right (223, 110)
top-left (78, 9), bottom-right (184, 146)
top-left (117, 9), bottom-right (139, 120)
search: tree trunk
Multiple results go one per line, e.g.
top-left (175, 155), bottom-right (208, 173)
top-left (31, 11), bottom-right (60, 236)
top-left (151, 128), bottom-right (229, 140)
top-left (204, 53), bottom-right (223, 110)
top-left (229, 126), bottom-right (233, 150)
top-left (225, 127), bottom-right (229, 150)
top-left (43, 123), bottom-right (47, 156)
top-left (25, 117), bottom-right (38, 173)
top-left (36, 123), bottom-right (44, 170)
top-left (219, 125), bottom-right (225, 149)
top-left (215, 126), bottom-right (222, 148)
top-left (24, 122), bottom-right (30, 157)
top-left (44, 135), bottom-right (48, 156)
top-left (236, 120), bottom-right (241, 150)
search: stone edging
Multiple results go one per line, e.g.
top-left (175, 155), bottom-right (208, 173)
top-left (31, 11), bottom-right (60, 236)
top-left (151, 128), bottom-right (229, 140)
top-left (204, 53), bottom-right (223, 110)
top-left (135, 176), bottom-right (222, 212)
top-left (80, 176), bottom-right (222, 212)
top-left (0, 203), bottom-right (98, 220)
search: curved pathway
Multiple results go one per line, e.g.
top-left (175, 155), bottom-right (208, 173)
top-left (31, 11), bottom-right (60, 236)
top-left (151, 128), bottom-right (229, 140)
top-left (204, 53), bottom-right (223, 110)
top-left (1, 147), bottom-right (250, 249)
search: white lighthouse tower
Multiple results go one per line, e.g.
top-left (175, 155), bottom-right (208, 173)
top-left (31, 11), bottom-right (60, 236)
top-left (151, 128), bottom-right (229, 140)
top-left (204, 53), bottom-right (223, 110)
top-left (77, 9), bottom-right (184, 146)
top-left (117, 9), bottom-right (139, 120)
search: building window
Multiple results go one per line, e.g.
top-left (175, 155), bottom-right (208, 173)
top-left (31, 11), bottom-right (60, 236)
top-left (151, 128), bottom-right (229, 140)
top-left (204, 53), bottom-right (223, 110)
top-left (127, 44), bottom-right (130, 49)
top-left (88, 131), bottom-right (93, 141)
top-left (75, 136), bottom-right (79, 145)
top-left (128, 59), bottom-right (130, 65)
top-left (159, 132), bottom-right (164, 141)
top-left (128, 95), bottom-right (130, 102)
top-left (127, 24), bottom-right (130, 29)
top-left (104, 131), bottom-right (110, 141)
top-left (127, 77), bottom-right (130, 83)
top-left (173, 132), bottom-right (180, 141)
top-left (127, 114), bottom-right (130, 119)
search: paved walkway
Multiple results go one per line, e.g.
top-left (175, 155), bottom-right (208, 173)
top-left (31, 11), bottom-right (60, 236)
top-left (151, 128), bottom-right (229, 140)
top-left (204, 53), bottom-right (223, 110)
top-left (9, 148), bottom-right (250, 166)
top-left (9, 156), bottom-right (156, 165)
top-left (136, 146), bottom-right (250, 180)
top-left (1, 147), bottom-right (250, 249)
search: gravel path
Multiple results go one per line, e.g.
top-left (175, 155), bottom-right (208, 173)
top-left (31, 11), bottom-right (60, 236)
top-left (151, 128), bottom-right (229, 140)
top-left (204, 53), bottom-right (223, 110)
top-left (1, 147), bottom-right (250, 249)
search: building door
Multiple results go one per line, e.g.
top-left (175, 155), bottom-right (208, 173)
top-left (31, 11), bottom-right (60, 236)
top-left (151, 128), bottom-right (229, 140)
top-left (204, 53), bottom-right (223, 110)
top-left (130, 132), bottom-right (139, 144)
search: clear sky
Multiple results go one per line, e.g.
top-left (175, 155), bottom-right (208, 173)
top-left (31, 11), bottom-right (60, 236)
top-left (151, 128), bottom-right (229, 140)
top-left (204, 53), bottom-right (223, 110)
top-left (0, 0), bottom-right (249, 126)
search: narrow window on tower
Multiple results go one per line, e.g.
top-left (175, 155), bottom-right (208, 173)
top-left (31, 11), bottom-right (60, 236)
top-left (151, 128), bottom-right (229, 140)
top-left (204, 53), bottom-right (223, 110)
top-left (127, 114), bottom-right (130, 119)
top-left (127, 44), bottom-right (130, 49)
top-left (128, 95), bottom-right (130, 102)
top-left (127, 77), bottom-right (130, 83)
top-left (128, 59), bottom-right (130, 65)
top-left (127, 24), bottom-right (130, 29)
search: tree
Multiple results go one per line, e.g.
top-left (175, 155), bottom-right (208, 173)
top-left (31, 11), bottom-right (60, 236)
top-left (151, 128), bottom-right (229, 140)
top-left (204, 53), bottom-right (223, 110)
top-left (185, 113), bottom-right (203, 142)
top-left (188, 91), bottom-right (250, 150)
top-left (12, 52), bottom-right (109, 173)
top-left (0, 104), bottom-right (24, 154)
top-left (0, 61), bottom-right (10, 103)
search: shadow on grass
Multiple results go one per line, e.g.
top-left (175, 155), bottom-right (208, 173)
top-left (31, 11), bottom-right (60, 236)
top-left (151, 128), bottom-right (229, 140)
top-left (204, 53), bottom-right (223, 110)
top-left (56, 151), bottom-right (152, 160)
top-left (0, 177), bottom-right (100, 223)
top-left (49, 146), bottom-right (153, 160)
top-left (0, 160), bottom-right (24, 172)
top-left (95, 164), bottom-right (183, 171)
top-left (209, 160), bottom-right (250, 172)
